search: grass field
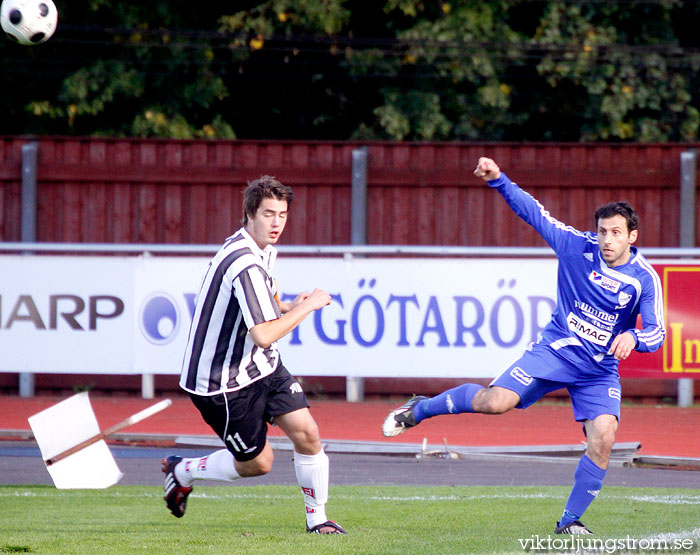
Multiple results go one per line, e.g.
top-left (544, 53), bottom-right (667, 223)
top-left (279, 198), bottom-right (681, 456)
top-left (2, 485), bottom-right (699, 554)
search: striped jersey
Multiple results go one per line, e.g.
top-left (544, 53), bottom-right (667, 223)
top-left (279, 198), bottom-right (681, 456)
top-left (489, 173), bottom-right (665, 378)
top-left (180, 228), bottom-right (282, 395)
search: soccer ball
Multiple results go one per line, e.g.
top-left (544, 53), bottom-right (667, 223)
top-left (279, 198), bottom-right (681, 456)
top-left (1, 0), bottom-right (57, 45)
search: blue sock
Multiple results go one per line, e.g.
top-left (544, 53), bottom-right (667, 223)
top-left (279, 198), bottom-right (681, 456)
top-left (413, 384), bottom-right (484, 423)
top-left (560, 454), bottom-right (607, 525)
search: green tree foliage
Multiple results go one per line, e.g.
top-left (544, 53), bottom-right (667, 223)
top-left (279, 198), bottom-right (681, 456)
top-left (534, 0), bottom-right (700, 141)
top-left (1, 1), bottom-right (239, 138)
top-left (0, 0), bottom-right (698, 141)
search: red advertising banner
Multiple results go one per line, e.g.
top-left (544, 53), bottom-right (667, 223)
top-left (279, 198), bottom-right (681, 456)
top-left (621, 264), bottom-right (700, 379)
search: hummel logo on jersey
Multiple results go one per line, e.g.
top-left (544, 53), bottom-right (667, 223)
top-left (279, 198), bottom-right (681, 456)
top-left (510, 367), bottom-right (533, 386)
top-left (587, 489), bottom-right (601, 498)
top-left (608, 387), bottom-right (621, 400)
top-left (197, 457), bottom-right (208, 471)
top-left (290, 383), bottom-right (303, 394)
top-left (588, 270), bottom-right (621, 293)
top-left (567, 313), bottom-right (612, 346)
top-left (584, 252), bottom-right (593, 262)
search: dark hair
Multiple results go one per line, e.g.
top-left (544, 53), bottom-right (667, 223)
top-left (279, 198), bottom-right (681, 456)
top-left (594, 202), bottom-right (638, 233)
top-left (241, 176), bottom-right (294, 225)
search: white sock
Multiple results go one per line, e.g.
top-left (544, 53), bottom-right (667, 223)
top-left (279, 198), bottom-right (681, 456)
top-left (294, 449), bottom-right (329, 528)
top-left (175, 449), bottom-right (241, 487)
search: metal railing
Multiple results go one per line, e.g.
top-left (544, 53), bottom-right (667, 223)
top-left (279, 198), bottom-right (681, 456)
top-left (3, 241), bottom-right (700, 259)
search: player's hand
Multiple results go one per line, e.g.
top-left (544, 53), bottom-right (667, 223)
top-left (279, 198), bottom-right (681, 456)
top-left (473, 157), bottom-right (501, 181)
top-left (288, 292), bottom-right (310, 308)
top-left (305, 288), bottom-right (331, 311)
top-left (608, 331), bottom-right (636, 361)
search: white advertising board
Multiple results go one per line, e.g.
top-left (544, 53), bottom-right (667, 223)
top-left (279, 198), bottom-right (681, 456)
top-left (0, 255), bottom-right (133, 372)
top-left (1, 254), bottom-right (558, 378)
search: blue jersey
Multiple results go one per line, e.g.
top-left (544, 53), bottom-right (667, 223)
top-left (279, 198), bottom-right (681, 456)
top-left (489, 173), bottom-right (666, 379)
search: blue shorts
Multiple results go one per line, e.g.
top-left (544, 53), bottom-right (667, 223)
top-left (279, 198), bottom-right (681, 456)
top-left (490, 344), bottom-right (621, 422)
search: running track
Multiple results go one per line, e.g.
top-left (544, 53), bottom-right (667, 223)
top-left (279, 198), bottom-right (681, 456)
top-left (1, 396), bottom-right (699, 458)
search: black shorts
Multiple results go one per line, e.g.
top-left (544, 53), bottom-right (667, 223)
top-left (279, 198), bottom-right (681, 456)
top-left (189, 364), bottom-right (309, 462)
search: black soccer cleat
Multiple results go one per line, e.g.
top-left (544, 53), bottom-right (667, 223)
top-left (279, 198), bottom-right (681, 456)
top-left (555, 520), bottom-right (593, 535)
top-left (382, 395), bottom-right (428, 437)
top-left (306, 520), bottom-right (347, 534)
top-left (162, 455), bottom-right (192, 518)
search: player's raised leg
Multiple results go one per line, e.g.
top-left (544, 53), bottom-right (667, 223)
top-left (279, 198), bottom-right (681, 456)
top-left (276, 408), bottom-right (347, 535)
top-left (162, 385), bottom-right (279, 518)
top-left (162, 446), bottom-right (271, 517)
top-left (382, 384), bottom-right (520, 437)
top-left (383, 347), bottom-right (571, 437)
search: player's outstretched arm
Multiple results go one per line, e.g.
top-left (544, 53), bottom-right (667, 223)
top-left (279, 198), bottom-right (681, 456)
top-left (473, 157), bottom-right (501, 182)
top-left (250, 288), bottom-right (330, 348)
top-left (474, 156), bottom-right (577, 253)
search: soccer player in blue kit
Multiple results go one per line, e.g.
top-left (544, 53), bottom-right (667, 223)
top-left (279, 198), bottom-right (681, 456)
top-left (383, 157), bottom-right (666, 535)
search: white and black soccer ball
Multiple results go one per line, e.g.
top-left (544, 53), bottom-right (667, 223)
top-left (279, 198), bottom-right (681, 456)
top-left (1, 0), bottom-right (57, 45)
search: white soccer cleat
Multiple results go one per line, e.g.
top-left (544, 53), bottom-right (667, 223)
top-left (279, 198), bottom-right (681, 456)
top-left (382, 396), bottom-right (427, 437)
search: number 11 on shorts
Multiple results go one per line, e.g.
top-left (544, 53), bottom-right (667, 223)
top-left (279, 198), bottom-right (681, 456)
top-left (227, 432), bottom-right (254, 453)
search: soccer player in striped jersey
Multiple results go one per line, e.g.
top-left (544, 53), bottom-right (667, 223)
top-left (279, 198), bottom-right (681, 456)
top-left (163, 176), bottom-right (346, 535)
top-left (383, 157), bottom-right (665, 535)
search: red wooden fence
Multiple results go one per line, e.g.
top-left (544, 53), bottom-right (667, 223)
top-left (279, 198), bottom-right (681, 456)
top-left (1, 137), bottom-right (698, 397)
top-left (0, 137), bottom-right (697, 247)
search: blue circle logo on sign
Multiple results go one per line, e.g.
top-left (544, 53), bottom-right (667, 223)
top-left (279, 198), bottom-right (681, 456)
top-left (139, 293), bottom-right (180, 345)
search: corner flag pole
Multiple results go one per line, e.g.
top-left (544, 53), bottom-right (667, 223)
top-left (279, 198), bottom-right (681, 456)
top-left (45, 399), bottom-right (172, 466)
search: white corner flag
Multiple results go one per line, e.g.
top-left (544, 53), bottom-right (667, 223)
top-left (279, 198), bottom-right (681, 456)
top-left (28, 392), bottom-right (171, 489)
